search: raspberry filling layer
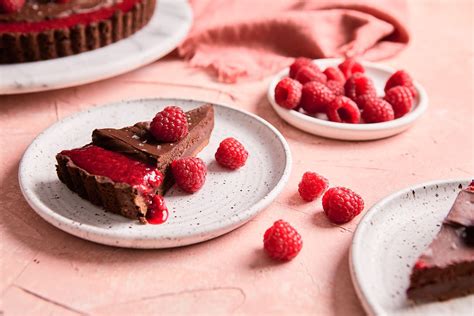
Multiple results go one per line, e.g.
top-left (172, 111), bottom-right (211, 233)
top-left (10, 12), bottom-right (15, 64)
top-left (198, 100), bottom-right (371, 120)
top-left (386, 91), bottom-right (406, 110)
top-left (0, 0), bottom-right (141, 33)
top-left (61, 145), bottom-right (163, 197)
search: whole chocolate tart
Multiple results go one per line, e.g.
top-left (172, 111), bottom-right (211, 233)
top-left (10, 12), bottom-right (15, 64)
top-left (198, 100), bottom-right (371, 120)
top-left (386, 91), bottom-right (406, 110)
top-left (0, 0), bottom-right (156, 63)
top-left (56, 104), bottom-right (214, 223)
top-left (406, 182), bottom-right (474, 301)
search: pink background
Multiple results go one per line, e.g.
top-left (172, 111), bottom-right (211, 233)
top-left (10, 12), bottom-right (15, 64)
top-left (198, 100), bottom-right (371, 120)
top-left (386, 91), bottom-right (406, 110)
top-left (1, 0), bottom-right (473, 314)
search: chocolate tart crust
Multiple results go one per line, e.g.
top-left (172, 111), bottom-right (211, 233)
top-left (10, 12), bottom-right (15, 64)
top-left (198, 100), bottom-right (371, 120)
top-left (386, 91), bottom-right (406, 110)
top-left (0, 0), bottom-right (156, 64)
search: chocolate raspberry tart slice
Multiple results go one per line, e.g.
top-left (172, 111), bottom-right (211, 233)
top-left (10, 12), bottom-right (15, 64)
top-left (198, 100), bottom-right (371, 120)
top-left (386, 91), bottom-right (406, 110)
top-left (406, 181), bottom-right (474, 301)
top-left (0, 0), bottom-right (156, 63)
top-left (56, 104), bottom-right (214, 223)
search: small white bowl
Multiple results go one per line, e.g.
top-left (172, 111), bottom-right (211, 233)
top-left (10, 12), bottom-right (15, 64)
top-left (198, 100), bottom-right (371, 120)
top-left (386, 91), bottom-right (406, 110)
top-left (267, 58), bottom-right (428, 141)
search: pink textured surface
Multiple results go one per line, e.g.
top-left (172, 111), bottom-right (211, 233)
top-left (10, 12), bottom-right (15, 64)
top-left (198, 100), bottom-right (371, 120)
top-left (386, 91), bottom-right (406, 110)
top-left (179, 0), bottom-right (409, 82)
top-left (1, 1), bottom-right (473, 314)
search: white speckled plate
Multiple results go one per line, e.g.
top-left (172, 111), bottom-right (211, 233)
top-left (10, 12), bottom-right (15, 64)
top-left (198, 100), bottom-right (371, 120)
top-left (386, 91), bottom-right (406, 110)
top-left (0, 0), bottom-right (192, 95)
top-left (267, 58), bottom-right (429, 141)
top-left (18, 98), bottom-right (292, 248)
top-left (351, 179), bottom-right (473, 315)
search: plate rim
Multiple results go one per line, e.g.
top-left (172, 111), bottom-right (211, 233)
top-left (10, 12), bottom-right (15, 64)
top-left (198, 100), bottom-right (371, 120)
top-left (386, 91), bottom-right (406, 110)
top-left (18, 97), bottom-right (292, 248)
top-left (0, 0), bottom-right (192, 95)
top-left (266, 58), bottom-right (429, 137)
top-left (350, 178), bottom-right (471, 315)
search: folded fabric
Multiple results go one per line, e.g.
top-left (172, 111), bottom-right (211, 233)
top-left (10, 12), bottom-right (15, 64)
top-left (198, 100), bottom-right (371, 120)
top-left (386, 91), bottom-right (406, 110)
top-left (178, 0), bottom-right (410, 83)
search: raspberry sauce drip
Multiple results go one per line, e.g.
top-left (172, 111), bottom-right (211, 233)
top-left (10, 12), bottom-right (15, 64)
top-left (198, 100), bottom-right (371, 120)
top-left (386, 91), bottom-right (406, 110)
top-left (61, 145), bottom-right (163, 196)
top-left (146, 195), bottom-right (169, 224)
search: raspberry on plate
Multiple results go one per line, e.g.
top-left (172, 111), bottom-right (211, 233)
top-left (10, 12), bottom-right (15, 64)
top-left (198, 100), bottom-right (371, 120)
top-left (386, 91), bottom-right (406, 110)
top-left (150, 106), bottom-right (189, 142)
top-left (289, 57), bottom-right (314, 78)
top-left (322, 187), bottom-right (364, 224)
top-left (323, 67), bottom-right (346, 84)
top-left (298, 172), bottom-right (329, 202)
top-left (384, 70), bottom-right (417, 98)
top-left (338, 57), bottom-right (365, 79)
top-left (295, 65), bottom-right (327, 85)
top-left (300, 81), bottom-right (335, 114)
top-left (384, 86), bottom-right (414, 118)
top-left (0, 0), bottom-right (25, 13)
top-left (171, 157), bottom-right (207, 193)
top-left (263, 220), bottom-right (303, 261)
top-left (215, 137), bottom-right (248, 170)
top-left (362, 98), bottom-right (395, 123)
top-left (326, 80), bottom-right (344, 96)
top-left (355, 93), bottom-right (377, 110)
top-left (274, 77), bottom-right (302, 109)
top-left (326, 96), bottom-right (361, 124)
top-left (344, 73), bottom-right (376, 105)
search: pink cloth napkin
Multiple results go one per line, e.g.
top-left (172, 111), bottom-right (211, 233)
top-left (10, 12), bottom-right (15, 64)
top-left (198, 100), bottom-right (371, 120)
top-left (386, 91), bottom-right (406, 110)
top-left (177, 0), bottom-right (410, 83)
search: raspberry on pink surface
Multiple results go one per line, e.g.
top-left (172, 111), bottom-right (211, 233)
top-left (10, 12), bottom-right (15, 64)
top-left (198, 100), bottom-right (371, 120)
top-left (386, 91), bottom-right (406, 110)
top-left (298, 172), bottom-right (329, 202)
top-left (362, 98), bottom-right (395, 123)
top-left (344, 73), bottom-right (376, 105)
top-left (323, 67), bottom-right (346, 84)
top-left (338, 58), bottom-right (365, 79)
top-left (322, 187), bottom-right (364, 224)
top-left (263, 220), bottom-right (303, 261)
top-left (215, 137), bottom-right (248, 170)
top-left (150, 106), bottom-right (189, 142)
top-left (300, 81), bottom-right (335, 114)
top-left (326, 96), bottom-right (361, 124)
top-left (384, 70), bottom-right (418, 98)
top-left (171, 157), bottom-right (207, 193)
top-left (274, 77), bottom-right (302, 109)
top-left (384, 86), bottom-right (414, 118)
top-left (295, 65), bottom-right (327, 85)
top-left (289, 57), bottom-right (314, 78)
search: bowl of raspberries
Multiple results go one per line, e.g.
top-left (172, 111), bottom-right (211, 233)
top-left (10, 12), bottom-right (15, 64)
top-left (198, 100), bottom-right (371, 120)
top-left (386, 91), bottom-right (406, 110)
top-left (267, 57), bottom-right (428, 140)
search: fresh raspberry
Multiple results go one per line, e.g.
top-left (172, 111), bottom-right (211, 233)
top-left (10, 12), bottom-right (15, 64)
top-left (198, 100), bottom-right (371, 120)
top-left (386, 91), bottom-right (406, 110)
top-left (344, 73), bottom-right (376, 105)
top-left (384, 70), bottom-right (417, 98)
top-left (323, 67), bottom-right (346, 83)
top-left (0, 0), bottom-right (25, 13)
top-left (384, 86), bottom-right (414, 118)
top-left (263, 220), bottom-right (303, 261)
top-left (215, 137), bottom-right (248, 170)
top-left (322, 187), bottom-right (364, 224)
top-left (326, 80), bottom-right (344, 96)
top-left (300, 81), bottom-right (335, 114)
top-left (171, 157), bottom-right (207, 193)
top-left (150, 106), bottom-right (188, 142)
top-left (295, 65), bottom-right (327, 85)
top-left (338, 58), bottom-right (365, 79)
top-left (326, 96), bottom-right (360, 124)
top-left (289, 57), bottom-right (314, 78)
top-left (362, 98), bottom-right (395, 123)
top-left (274, 77), bottom-right (302, 109)
top-left (355, 93), bottom-right (377, 110)
top-left (298, 172), bottom-right (329, 202)
top-left (146, 195), bottom-right (169, 224)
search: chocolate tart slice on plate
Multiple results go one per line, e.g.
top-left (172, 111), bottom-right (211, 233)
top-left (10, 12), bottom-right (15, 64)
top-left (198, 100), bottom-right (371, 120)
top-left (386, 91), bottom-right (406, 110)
top-left (407, 182), bottom-right (474, 301)
top-left (56, 104), bottom-right (214, 223)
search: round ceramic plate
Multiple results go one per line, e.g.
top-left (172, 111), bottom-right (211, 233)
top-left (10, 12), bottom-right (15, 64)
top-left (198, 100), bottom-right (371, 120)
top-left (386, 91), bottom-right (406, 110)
top-left (0, 0), bottom-right (192, 95)
top-left (267, 58), bottom-right (429, 141)
top-left (18, 98), bottom-right (292, 248)
top-left (351, 179), bottom-right (472, 315)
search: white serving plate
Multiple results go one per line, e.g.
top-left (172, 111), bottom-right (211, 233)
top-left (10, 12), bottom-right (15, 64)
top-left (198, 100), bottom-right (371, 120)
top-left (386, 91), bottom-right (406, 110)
top-left (267, 58), bottom-right (428, 141)
top-left (18, 98), bottom-right (292, 248)
top-left (0, 0), bottom-right (192, 94)
top-left (351, 178), bottom-right (473, 315)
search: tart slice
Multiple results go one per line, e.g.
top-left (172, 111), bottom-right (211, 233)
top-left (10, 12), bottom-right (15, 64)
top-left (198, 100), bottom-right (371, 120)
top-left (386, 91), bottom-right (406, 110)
top-left (406, 182), bottom-right (474, 301)
top-left (56, 104), bottom-right (214, 223)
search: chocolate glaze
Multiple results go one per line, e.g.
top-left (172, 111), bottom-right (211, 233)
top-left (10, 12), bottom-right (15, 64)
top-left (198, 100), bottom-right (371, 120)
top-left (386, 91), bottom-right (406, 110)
top-left (0, 0), bottom-right (119, 23)
top-left (407, 186), bottom-right (474, 301)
